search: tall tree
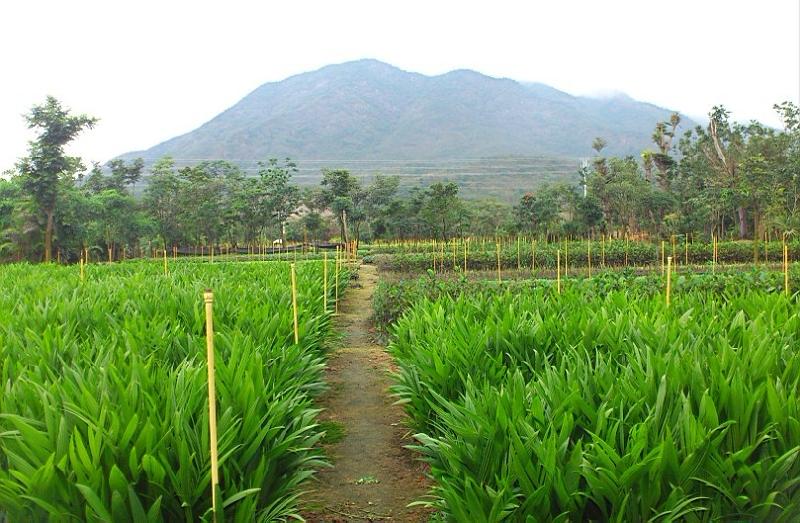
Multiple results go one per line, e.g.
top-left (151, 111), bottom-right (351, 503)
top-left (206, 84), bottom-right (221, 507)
top-left (259, 158), bottom-right (300, 242)
top-left (320, 169), bottom-right (361, 243)
top-left (17, 97), bottom-right (97, 261)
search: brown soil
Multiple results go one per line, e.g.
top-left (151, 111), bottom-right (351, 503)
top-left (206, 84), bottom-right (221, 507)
top-left (302, 263), bottom-right (433, 522)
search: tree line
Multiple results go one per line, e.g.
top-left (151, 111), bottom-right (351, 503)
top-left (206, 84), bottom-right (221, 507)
top-left (2, 97), bottom-right (799, 262)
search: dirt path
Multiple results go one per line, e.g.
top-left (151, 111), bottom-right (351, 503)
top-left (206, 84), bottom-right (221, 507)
top-left (302, 263), bottom-right (432, 522)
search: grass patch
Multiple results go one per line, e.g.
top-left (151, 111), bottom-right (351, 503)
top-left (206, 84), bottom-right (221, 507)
top-left (319, 420), bottom-right (347, 445)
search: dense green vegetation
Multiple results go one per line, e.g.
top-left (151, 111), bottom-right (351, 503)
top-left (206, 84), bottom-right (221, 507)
top-left (389, 281), bottom-right (800, 520)
top-left (369, 238), bottom-right (799, 273)
top-left (0, 260), bottom-right (347, 521)
top-left (372, 268), bottom-right (795, 333)
top-left (3, 98), bottom-right (799, 263)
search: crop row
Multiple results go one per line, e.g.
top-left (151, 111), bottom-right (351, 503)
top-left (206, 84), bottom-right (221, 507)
top-left (389, 285), bottom-right (800, 520)
top-left (369, 240), bottom-right (798, 272)
top-left (0, 260), bottom-right (347, 521)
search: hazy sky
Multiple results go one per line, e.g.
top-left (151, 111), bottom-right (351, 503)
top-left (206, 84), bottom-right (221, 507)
top-left (1, 0), bottom-right (798, 171)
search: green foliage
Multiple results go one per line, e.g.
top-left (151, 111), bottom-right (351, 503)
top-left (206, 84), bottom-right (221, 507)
top-left (0, 260), bottom-right (349, 520)
top-left (389, 282), bottom-right (800, 520)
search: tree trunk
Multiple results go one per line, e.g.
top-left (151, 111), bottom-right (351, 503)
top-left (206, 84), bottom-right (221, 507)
top-left (44, 209), bottom-right (54, 263)
top-left (340, 209), bottom-right (349, 244)
top-left (737, 206), bottom-right (748, 239)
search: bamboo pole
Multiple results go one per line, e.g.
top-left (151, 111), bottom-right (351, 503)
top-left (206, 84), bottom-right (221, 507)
top-left (666, 256), bottom-right (672, 306)
top-left (291, 263), bottom-right (299, 344)
top-left (203, 290), bottom-right (220, 521)
top-left (163, 248), bottom-right (168, 275)
top-left (335, 246), bottom-right (340, 314)
top-left (463, 239), bottom-right (467, 273)
top-left (557, 249), bottom-right (561, 294)
top-left (323, 252), bottom-right (328, 312)
top-left (79, 255), bottom-right (85, 281)
top-left (108, 247), bottom-right (112, 264)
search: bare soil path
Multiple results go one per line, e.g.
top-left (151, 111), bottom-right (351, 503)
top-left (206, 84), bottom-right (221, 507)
top-left (302, 263), bottom-right (432, 522)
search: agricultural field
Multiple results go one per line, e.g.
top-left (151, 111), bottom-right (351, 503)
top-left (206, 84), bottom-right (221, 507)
top-left (0, 259), bottom-right (348, 521)
top-left (384, 266), bottom-right (800, 520)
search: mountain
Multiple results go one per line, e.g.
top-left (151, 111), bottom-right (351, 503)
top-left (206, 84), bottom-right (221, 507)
top-left (121, 59), bottom-right (691, 162)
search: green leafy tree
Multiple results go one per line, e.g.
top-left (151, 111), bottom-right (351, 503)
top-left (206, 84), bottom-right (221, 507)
top-left (17, 96), bottom-right (97, 261)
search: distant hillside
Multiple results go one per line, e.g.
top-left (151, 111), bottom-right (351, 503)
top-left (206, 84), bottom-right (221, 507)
top-left (121, 59), bottom-right (691, 161)
top-left (118, 59), bottom-right (693, 201)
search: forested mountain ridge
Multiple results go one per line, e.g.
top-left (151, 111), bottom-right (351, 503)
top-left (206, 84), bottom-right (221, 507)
top-left (120, 59), bottom-right (693, 161)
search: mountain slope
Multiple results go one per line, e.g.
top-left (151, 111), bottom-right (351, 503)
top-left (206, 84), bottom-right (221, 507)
top-left (121, 59), bottom-right (692, 161)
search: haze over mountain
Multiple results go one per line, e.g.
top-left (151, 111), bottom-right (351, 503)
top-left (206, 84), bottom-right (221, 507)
top-left (120, 59), bottom-right (692, 162)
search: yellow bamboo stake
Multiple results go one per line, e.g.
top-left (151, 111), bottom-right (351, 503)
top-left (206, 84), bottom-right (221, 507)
top-left (666, 256), bottom-right (672, 306)
top-left (712, 234), bottom-right (716, 273)
top-left (79, 255), bottom-right (85, 281)
top-left (291, 263), bottom-right (299, 344)
top-left (323, 252), bottom-right (328, 312)
top-left (335, 247), bottom-right (340, 314)
top-left (203, 290), bottom-right (220, 521)
top-left (163, 248), bottom-right (168, 275)
top-left (557, 249), bottom-right (561, 294)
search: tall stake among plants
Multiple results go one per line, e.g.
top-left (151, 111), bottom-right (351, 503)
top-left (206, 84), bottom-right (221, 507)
top-left (203, 289), bottom-right (220, 520)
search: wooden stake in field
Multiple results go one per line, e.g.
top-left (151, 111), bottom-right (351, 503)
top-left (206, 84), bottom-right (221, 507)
top-left (463, 239), bottom-right (468, 273)
top-left (712, 234), bottom-right (716, 273)
top-left (323, 252), bottom-right (328, 312)
top-left (290, 263), bottom-right (299, 344)
top-left (556, 249), bottom-right (561, 294)
top-left (666, 256), bottom-right (672, 306)
top-left (202, 290), bottom-right (220, 521)
top-left (163, 248), bottom-right (168, 275)
top-left (335, 246), bottom-right (340, 314)
top-left (79, 255), bottom-right (85, 281)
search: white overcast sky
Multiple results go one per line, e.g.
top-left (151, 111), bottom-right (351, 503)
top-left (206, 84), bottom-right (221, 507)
top-left (1, 0), bottom-right (798, 171)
